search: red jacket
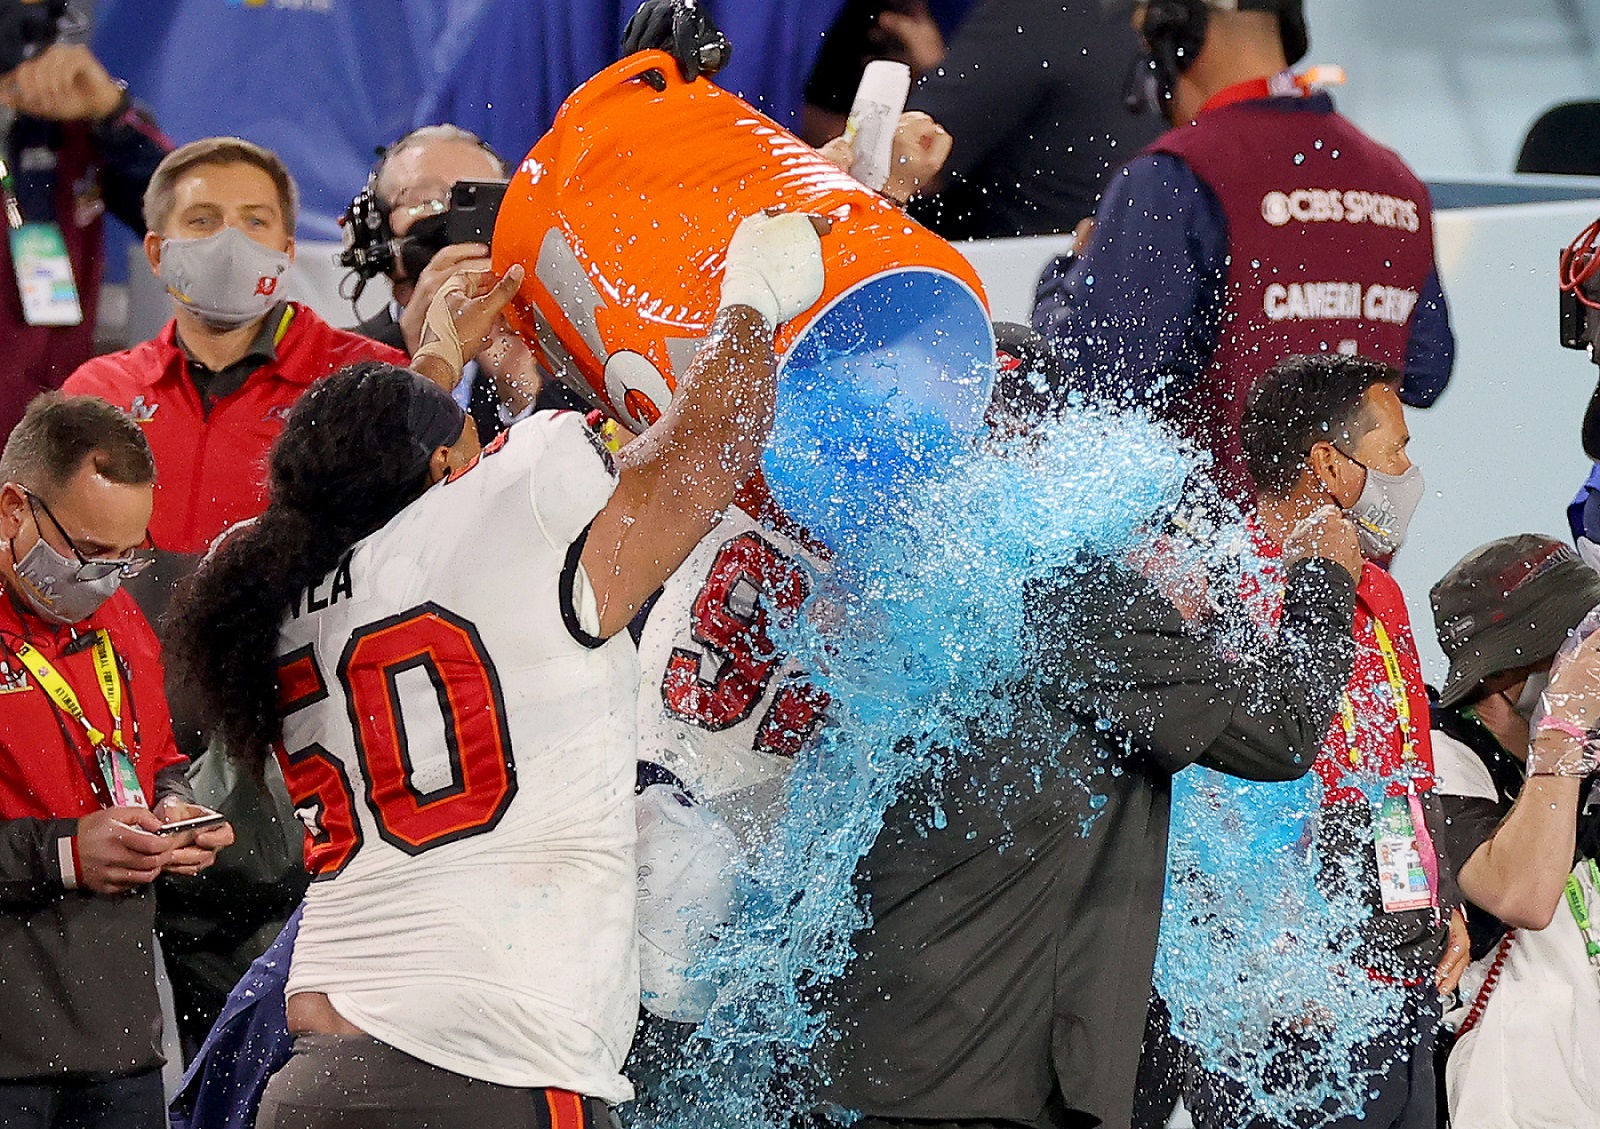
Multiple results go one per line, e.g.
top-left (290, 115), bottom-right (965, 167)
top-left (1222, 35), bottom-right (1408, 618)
top-left (0, 587), bottom-right (186, 822)
top-left (1241, 530), bottom-right (1434, 800)
top-left (0, 583), bottom-right (189, 1081)
top-left (63, 305), bottom-right (407, 554)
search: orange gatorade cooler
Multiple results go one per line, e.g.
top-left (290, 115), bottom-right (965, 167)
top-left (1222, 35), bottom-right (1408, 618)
top-left (494, 50), bottom-right (995, 546)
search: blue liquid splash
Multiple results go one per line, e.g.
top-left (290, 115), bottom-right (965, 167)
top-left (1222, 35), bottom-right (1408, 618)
top-left (1152, 528), bottom-right (1411, 1128)
top-left (626, 381), bottom-right (1194, 1128)
top-left (630, 300), bottom-right (1414, 1128)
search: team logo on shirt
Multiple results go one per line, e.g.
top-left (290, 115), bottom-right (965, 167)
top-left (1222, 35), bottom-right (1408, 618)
top-left (127, 395), bottom-right (158, 423)
top-left (263, 405), bottom-right (294, 424)
top-left (0, 662), bottom-right (31, 695)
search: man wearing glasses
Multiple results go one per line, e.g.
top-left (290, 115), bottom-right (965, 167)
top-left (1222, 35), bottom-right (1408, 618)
top-left (0, 392), bottom-right (233, 1129)
top-left (343, 124), bottom-right (579, 442)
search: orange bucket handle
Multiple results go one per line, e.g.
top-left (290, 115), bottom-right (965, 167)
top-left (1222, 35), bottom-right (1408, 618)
top-left (554, 49), bottom-right (685, 123)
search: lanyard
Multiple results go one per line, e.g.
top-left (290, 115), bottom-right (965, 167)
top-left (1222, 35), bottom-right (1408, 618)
top-left (1342, 614), bottom-right (1438, 912)
top-left (14, 629), bottom-right (127, 755)
top-left (1565, 860), bottom-right (1600, 981)
top-left (1199, 66), bottom-right (1347, 114)
top-left (1337, 615), bottom-right (1416, 769)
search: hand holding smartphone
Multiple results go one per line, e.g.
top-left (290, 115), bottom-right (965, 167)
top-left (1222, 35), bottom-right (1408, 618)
top-left (157, 811), bottom-right (228, 836)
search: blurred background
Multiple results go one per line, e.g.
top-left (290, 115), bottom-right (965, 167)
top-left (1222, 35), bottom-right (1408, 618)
top-left (73, 0), bottom-right (1600, 679)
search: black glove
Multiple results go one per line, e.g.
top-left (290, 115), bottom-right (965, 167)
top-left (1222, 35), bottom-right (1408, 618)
top-left (620, 0), bottom-right (730, 82)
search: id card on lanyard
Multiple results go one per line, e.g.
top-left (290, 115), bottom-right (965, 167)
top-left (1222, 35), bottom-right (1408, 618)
top-left (13, 630), bottom-right (146, 808)
top-left (0, 154), bottom-right (83, 328)
top-left (1338, 615), bottom-right (1440, 915)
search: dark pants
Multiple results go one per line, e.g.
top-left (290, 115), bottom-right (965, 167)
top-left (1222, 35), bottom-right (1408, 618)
top-left (855, 1120), bottom-right (1092, 1129)
top-left (1179, 986), bottom-right (1440, 1129)
top-left (0, 1071), bottom-right (165, 1129)
top-left (256, 1033), bottom-right (614, 1129)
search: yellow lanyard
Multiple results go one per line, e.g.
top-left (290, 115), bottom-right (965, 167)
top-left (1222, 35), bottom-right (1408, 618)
top-left (14, 629), bottom-right (126, 754)
top-left (1337, 616), bottom-right (1415, 769)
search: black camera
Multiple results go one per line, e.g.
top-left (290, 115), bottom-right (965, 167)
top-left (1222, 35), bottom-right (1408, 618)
top-left (441, 179), bottom-right (507, 246)
top-left (0, 0), bottom-right (72, 76)
top-left (1560, 218), bottom-right (1600, 359)
top-left (338, 177), bottom-right (508, 286)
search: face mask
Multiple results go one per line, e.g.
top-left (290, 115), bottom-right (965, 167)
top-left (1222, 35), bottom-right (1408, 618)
top-left (1514, 670), bottom-right (1551, 725)
top-left (159, 225), bottom-right (291, 329)
top-left (9, 536), bottom-right (122, 625)
top-left (1337, 457), bottom-right (1425, 559)
top-left (396, 211), bottom-right (451, 281)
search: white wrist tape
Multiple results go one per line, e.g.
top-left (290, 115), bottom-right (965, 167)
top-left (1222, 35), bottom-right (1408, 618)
top-left (717, 212), bottom-right (825, 330)
top-left (718, 266), bottom-right (782, 330)
top-left (412, 275), bottom-right (468, 378)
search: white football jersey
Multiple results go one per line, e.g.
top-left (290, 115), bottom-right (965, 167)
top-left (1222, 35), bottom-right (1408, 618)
top-left (276, 412), bottom-right (640, 1103)
top-left (634, 508), bottom-right (828, 815)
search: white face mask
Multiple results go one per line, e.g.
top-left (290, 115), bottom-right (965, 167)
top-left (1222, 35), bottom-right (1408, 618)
top-left (159, 225), bottom-right (290, 329)
top-left (1340, 458), bottom-right (1426, 559)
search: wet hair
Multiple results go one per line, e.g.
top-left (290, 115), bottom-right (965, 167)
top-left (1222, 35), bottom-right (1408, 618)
top-left (0, 392), bottom-right (156, 497)
top-left (165, 362), bottom-right (461, 771)
top-left (1241, 353), bottom-right (1400, 497)
top-left (144, 136), bottom-right (299, 236)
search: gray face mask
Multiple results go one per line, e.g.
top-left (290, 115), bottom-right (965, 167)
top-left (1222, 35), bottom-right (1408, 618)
top-left (1514, 670), bottom-right (1550, 726)
top-left (10, 536), bottom-right (122, 625)
top-left (159, 225), bottom-right (290, 329)
top-left (1344, 462), bottom-right (1426, 559)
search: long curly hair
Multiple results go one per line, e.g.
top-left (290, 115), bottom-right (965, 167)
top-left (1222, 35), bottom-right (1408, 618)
top-left (166, 361), bottom-right (449, 773)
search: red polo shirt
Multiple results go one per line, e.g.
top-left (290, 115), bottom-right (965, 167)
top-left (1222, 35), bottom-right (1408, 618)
top-left (0, 586), bottom-right (185, 821)
top-left (62, 304), bottom-right (407, 554)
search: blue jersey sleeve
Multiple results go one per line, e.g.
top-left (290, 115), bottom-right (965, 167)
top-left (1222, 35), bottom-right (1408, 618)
top-left (1399, 267), bottom-right (1455, 407)
top-left (1031, 152), bottom-right (1228, 403)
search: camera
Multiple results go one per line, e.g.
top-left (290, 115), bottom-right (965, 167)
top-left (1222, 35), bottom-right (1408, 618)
top-left (1560, 217), bottom-right (1600, 360)
top-left (0, 0), bottom-right (72, 76)
top-left (338, 177), bottom-right (508, 287)
top-left (441, 179), bottom-right (507, 246)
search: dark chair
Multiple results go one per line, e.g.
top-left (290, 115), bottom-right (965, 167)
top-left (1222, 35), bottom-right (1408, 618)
top-left (1516, 101), bottom-right (1600, 176)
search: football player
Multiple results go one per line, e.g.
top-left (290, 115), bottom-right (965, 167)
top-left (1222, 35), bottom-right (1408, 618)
top-left (165, 209), bottom-right (826, 1129)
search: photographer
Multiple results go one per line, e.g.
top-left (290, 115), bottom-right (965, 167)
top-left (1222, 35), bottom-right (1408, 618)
top-left (343, 125), bottom-right (576, 443)
top-left (1428, 537), bottom-right (1600, 1125)
top-left (1559, 218), bottom-right (1600, 567)
top-left (0, 1), bottom-right (172, 443)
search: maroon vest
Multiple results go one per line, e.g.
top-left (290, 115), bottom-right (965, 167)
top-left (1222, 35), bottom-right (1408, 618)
top-left (1148, 100), bottom-right (1435, 499)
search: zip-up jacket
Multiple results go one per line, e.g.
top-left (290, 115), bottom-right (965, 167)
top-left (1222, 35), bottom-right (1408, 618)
top-left (0, 586), bottom-right (190, 1080)
top-left (62, 304), bottom-right (407, 554)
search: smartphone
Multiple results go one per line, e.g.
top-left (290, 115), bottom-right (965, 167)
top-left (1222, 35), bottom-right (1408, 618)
top-left (443, 179), bottom-right (510, 247)
top-left (158, 812), bottom-right (227, 836)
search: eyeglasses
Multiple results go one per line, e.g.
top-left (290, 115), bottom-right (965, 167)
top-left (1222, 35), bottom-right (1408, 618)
top-left (388, 197), bottom-right (448, 225)
top-left (24, 490), bottom-right (154, 582)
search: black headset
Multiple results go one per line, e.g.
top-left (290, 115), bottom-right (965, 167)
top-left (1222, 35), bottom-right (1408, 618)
top-left (337, 127), bottom-right (506, 298)
top-left (1127, 0), bottom-right (1310, 116)
top-left (337, 167), bottom-right (395, 286)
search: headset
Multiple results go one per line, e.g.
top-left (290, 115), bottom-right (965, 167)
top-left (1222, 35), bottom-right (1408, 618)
top-left (337, 126), bottom-right (506, 303)
top-left (1126, 0), bottom-right (1309, 118)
